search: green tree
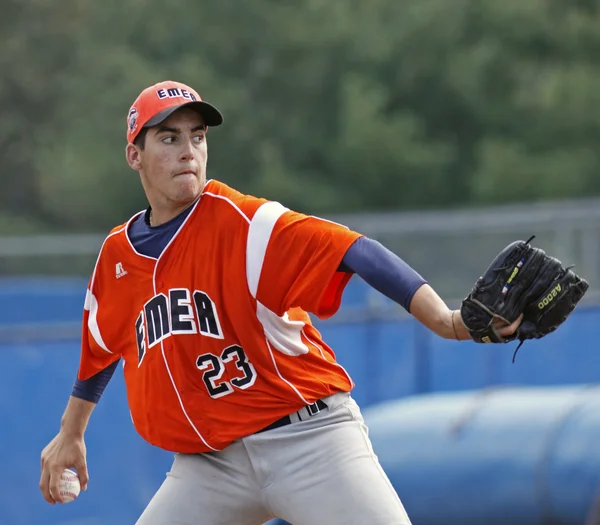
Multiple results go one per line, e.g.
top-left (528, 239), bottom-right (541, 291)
top-left (3, 0), bottom-right (600, 232)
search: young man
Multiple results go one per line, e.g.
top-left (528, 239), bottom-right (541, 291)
top-left (39, 80), bottom-right (519, 525)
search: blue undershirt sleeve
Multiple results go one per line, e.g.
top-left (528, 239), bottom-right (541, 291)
top-left (340, 236), bottom-right (427, 312)
top-left (71, 359), bottom-right (120, 403)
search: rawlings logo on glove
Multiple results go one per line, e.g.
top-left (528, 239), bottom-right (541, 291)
top-left (460, 237), bottom-right (589, 361)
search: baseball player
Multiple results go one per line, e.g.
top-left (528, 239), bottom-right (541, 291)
top-left (39, 80), bottom-right (521, 525)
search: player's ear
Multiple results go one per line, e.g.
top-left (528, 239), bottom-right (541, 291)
top-left (126, 143), bottom-right (142, 171)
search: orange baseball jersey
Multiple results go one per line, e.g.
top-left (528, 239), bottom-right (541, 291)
top-left (77, 179), bottom-right (362, 453)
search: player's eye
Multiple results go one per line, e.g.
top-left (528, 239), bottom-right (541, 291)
top-left (161, 136), bottom-right (177, 144)
top-left (193, 135), bottom-right (204, 144)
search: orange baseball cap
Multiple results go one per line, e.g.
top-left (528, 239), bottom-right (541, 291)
top-left (126, 80), bottom-right (223, 143)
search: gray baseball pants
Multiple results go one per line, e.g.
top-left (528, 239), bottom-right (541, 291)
top-left (135, 392), bottom-right (411, 525)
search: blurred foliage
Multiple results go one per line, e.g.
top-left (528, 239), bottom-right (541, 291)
top-left (3, 0), bottom-right (600, 232)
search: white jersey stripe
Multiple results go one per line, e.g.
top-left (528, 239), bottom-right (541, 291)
top-left (246, 201), bottom-right (288, 298)
top-left (84, 289), bottom-right (112, 354)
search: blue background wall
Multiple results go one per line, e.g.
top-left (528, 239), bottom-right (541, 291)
top-left (1, 277), bottom-right (598, 524)
top-left (363, 385), bottom-right (600, 525)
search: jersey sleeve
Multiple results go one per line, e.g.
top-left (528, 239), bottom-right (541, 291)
top-left (77, 280), bottom-right (120, 381)
top-left (251, 204), bottom-right (362, 319)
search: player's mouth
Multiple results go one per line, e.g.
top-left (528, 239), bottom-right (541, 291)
top-left (175, 169), bottom-right (196, 176)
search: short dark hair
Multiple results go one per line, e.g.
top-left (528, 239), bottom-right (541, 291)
top-left (134, 128), bottom-right (148, 149)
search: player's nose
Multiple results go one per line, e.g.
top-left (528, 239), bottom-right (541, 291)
top-left (179, 139), bottom-right (196, 162)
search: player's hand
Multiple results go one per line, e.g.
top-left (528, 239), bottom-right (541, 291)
top-left (493, 313), bottom-right (524, 339)
top-left (454, 311), bottom-right (523, 341)
top-left (39, 431), bottom-right (88, 504)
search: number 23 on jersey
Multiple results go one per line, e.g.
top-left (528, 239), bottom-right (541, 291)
top-left (135, 286), bottom-right (257, 399)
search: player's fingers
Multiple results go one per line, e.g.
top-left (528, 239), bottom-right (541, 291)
top-left (75, 460), bottom-right (89, 491)
top-left (39, 463), bottom-right (55, 505)
top-left (49, 467), bottom-right (66, 504)
top-left (497, 313), bottom-right (524, 337)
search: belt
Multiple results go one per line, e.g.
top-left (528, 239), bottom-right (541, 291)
top-left (256, 399), bottom-right (328, 434)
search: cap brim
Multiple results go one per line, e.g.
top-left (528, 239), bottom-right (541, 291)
top-left (144, 101), bottom-right (223, 129)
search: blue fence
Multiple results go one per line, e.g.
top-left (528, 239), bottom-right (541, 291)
top-left (1, 277), bottom-right (598, 524)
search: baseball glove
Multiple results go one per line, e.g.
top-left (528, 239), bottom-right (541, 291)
top-left (460, 236), bottom-right (589, 360)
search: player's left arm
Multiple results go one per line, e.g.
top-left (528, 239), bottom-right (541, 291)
top-left (254, 207), bottom-right (520, 340)
top-left (340, 236), bottom-right (520, 341)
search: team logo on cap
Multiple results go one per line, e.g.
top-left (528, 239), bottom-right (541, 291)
top-left (128, 107), bottom-right (138, 133)
top-left (156, 87), bottom-right (197, 102)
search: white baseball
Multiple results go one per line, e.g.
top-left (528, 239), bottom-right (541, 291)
top-left (58, 469), bottom-right (81, 503)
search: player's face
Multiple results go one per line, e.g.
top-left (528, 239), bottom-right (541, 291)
top-left (127, 107), bottom-right (208, 213)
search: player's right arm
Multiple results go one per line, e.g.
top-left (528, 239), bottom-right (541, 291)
top-left (40, 242), bottom-right (122, 504)
top-left (40, 358), bottom-right (119, 504)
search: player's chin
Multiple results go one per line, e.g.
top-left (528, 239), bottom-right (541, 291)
top-left (171, 178), bottom-right (202, 202)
